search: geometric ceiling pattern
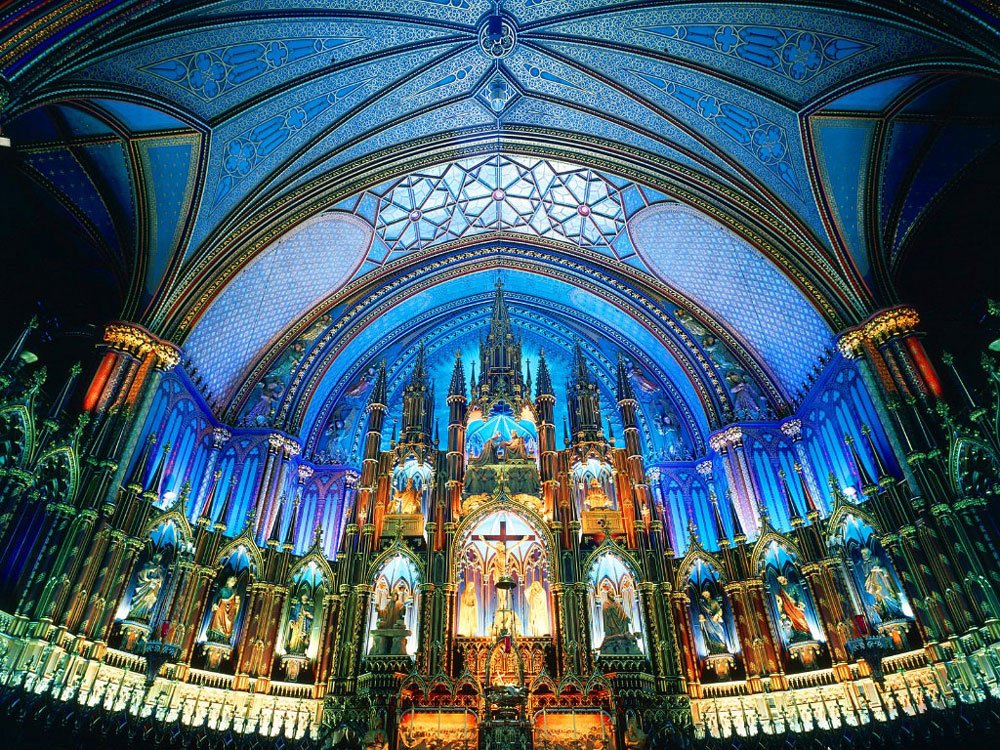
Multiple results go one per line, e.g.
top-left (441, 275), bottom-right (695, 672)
top-left (3, 1), bottom-right (999, 454)
top-left (629, 203), bottom-right (832, 393)
top-left (182, 213), bottom-right (372, 404)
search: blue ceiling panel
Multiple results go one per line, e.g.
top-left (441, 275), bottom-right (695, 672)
top-left (811, 117), bottom-right (876, 281)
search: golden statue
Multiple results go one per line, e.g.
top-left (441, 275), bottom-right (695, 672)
top-left (526, 580), bottom-right (549, 636)
top-left (206, 576), bottom-right (241, 643)
top-left (392, 476), bottom-right (422, 514)
top-left (585, 477), bottom-right (612, 510)
top-left (458, 582), bottom-right (479, 637)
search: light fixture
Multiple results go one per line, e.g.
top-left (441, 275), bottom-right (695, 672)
top-left (489, 79), bottom-right (507, 112)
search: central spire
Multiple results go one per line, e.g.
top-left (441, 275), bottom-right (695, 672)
top-left (474, 276), bottom-right (526, 405)
top-left (487, 277), bottom-right (514, 344)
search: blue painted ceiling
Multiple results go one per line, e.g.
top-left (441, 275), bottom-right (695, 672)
top-left (2, 1), bottom-right (999, 458)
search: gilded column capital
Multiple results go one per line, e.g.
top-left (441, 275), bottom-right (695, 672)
top-left (779, 419), bottom-right (802, 440)
top-left (344, 470), bottom-right (361, 488)
top-left (836, 327), bottom-right (866, 359)
top-left (708, 425), bottom-right (743, 452)
top-left (267, 433), bottom-right (285, 454)
top-left (837, 305), bottom-right (920, 358)
top-left (281, 436), bottom-right (301, 458)
top-left (645, 466), bottom-right (661, 482)
top-left (695, 460), bottom-right (714, 477)
top-left (102, 321), bottom-right (180, 369)
top-left (297, 464), bottom-right (315, 483)
top-left (864, 305), bottom-right (919, 346)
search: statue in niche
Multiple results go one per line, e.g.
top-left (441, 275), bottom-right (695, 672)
top-left (584, 477), bottom-right (613, 510)
top-left (285, 593), bottom-right (314, 655)
top-left (370, 588), bottom-right (411, 656)
top-left (458, 581), bottom-right (479, 637)
top-left (600, 591), bottom-right (640, 654)
top-left (861, 548), bottom-right (905, 621)
top-left (206, 576), bottom-right (241, 643)
top-left (774, 575), bottom-right (812, 643)
top-left (376, 590), bottom-right (407, 630)
top-left (392, 476), bottom-right (422, 514)
top-left (126, 555), bottom-right (163, 622)
top-left (602, 592), bottom-right (632, 638)
top-left (697, 590), bottom-right (729, 655)
top-left (526, 580), bottom-right (549, 637)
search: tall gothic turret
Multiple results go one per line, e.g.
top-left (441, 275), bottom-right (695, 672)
top-left (566, 341), bottom-right (604, 446)
top-left (400, 342), bottom-right (434, 447)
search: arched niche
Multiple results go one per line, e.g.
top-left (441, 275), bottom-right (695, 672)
top-left (684, 557), bottom-right (739, 681)
top-left (571, 456), bottom-right (616, 514)
top-left (389, 454), bottom-right (433, 516)
top-left (586, 550), bottom-right (646, 657)
top-left (454, 510), bottom-right (552, 640)
top-left (114, 517), bottom-right (182, 651)
top-left (197, 543), bottom-right (256, 671)
top-left (277, 558), bottom-right (330, 681)
top-left (830, 513), bottom-right (913, 648)
top-left (368, 552), bottom-right (421, 657)
top-left (758, 540), bottom-right (825, 669)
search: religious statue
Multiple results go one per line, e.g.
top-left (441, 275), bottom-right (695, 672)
top-left (369, 588), bottom-right (411, 656)
top-left (376, 590), bottom-right (408, 630)
top-left (602, 591), bottom-right (633, 638)
top-left (696, 589), bottom-right (729, 655)
top-left (126, 555), bottom-right (163, 623)
top-left (206, 576), bottom-right (241, 643)
top-left (584, 477), bottom-right (613, 510)
top-left (861, 548), bottom-right (905, 621)
top-left (285, 593), bottom-right (314, 655)
top-left (458, 581), bottom-right (479, 637)
top-left (526, 580), bottom-right (549, 637)
top-left (502, 429), bottom-right (528, 459)
top-left (774, 575), bottom-right (812, 643)
top-left (392, 476), bottom-right (422, 514)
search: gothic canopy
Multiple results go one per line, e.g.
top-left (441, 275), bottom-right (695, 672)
top-left (3, 1), bottom-right (999, 460)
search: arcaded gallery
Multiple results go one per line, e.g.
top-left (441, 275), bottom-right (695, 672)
top-left (0, 2), bottom-right (999, 749)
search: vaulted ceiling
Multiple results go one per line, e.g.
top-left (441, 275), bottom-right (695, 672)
top-left (2, 1), bottom-right (999, 458)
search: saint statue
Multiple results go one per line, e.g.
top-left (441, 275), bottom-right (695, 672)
top-left (602, 591), bottom-right (633, 638)
top-left (376, 590), bottom-right (407, 630)
top-left (696, 589), bottom-right (728, 654)
top-left (285, 593), bottom-right (314, 655)
top-left (458, 582), bottom-right (479, 637)
top-left (584, 477), bottom-right (613, 510)
top-left (503, 429), bottom-right (528, 459)
top-left (206, 575), bottom-right (241, 643)
top-left (392, 476), bottom-right (421, 514)
top-left (526, 580), bottom-right (549, 636)
top-left (861, 548), bottom-right (905, 621)
top-left (774, 575), bottom-right (812, 643)
top-left (126, 556), bottom-right (163, 623)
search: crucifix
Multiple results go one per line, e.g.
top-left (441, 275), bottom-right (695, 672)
top-left (473, 517), bottom-right (536, 623)
top-left (473, 518), bottom-right (536, 579)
